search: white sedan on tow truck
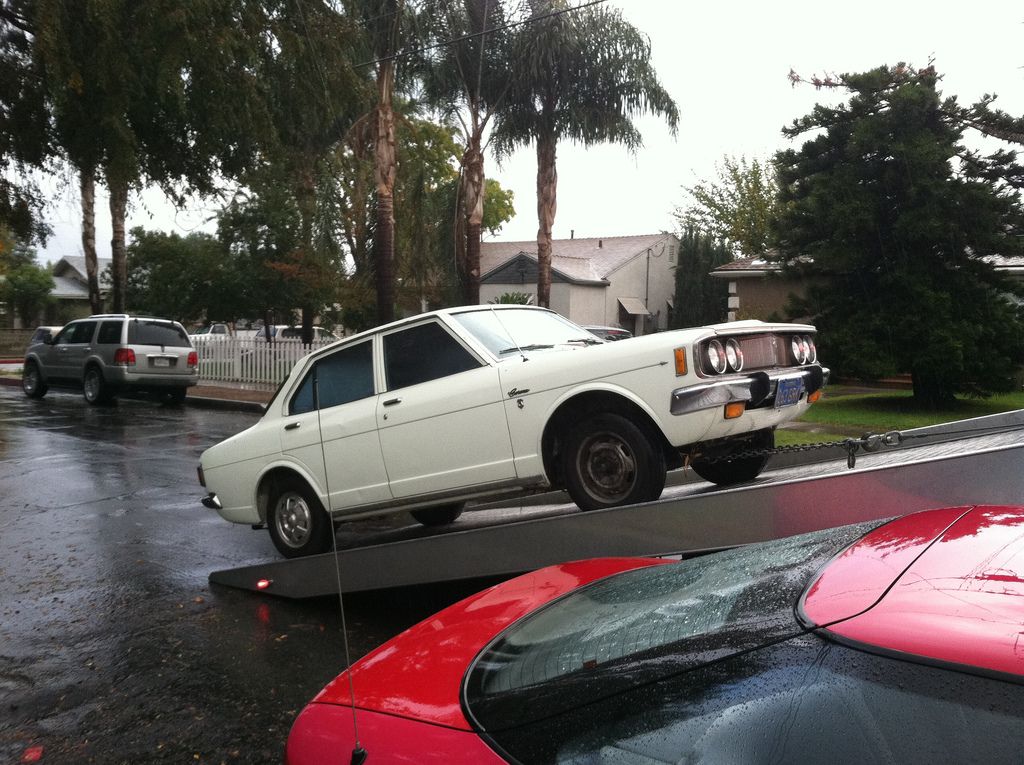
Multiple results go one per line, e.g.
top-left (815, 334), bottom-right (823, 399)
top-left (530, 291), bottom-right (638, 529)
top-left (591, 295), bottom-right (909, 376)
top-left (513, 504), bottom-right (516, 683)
top-left (198, 305), bottom-right (827, 557)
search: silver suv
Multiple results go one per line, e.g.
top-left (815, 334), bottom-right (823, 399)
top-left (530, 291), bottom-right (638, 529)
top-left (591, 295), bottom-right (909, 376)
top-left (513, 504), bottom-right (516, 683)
top-left (22, 315), bottom-right (198, 405)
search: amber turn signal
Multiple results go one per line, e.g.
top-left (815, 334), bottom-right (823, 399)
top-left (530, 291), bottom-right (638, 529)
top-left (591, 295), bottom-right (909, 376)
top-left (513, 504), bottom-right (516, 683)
top-left (724, 402), bottom-right (746, 419)
top-left (674, 348), bottom-right (687, 375)
top-left (808, 389), bottom-right (823, 403)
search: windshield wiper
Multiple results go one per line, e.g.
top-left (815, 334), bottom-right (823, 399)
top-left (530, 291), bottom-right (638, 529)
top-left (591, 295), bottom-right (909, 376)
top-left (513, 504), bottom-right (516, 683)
top-left (567, 337), bottom-right (603, 345)
top-left (498, 344), bottom-right (555, 354)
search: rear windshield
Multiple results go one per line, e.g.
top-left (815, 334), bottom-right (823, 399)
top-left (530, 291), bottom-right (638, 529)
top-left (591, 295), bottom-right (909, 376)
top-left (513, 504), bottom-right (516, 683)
top-left (127, 320), bottom-right (190, 347)
top-left (465, 521), bottom-right (881, 731)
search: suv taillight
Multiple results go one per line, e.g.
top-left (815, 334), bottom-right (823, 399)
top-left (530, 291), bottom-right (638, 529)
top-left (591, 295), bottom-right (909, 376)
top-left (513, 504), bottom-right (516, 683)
top-left (187, 351), bottom-right (198, 367)
top-left (114, 348), bottom-right (136, 366)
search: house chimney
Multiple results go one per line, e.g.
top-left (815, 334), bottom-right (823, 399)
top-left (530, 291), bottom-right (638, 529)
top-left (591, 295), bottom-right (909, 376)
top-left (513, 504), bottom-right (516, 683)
top-left (571, 230), bottom-right (574, 239)
top-left (599, 239), bottom-right (603, 248)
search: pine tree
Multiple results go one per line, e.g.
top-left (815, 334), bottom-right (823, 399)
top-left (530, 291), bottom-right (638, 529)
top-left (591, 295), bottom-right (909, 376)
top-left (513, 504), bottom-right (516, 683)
top-left (773, 65), bottom-right (1024, 406)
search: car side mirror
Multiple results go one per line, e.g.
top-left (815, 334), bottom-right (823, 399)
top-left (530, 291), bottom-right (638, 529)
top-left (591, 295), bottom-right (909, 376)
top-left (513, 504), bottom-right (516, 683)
top-left (41, 331), bottom-right (54, 344)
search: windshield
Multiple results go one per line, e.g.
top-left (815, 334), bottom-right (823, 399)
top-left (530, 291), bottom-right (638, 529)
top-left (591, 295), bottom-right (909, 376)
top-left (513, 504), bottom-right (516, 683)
top-left (450, 308), bottom-right (600, 358)
top-left (465, 521), bottom-right (882, 731)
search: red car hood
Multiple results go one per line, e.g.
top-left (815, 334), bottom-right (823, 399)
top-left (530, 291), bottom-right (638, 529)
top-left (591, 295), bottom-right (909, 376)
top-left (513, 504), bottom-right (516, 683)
top-left (311, 557), bottom-right (666, 729)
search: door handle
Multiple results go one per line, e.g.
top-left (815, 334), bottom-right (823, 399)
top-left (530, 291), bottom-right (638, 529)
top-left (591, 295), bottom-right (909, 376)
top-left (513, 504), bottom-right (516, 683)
top-left (284, 422), bottom-right (301, 431)
top-left (383, 397), bottom-right (402, 407)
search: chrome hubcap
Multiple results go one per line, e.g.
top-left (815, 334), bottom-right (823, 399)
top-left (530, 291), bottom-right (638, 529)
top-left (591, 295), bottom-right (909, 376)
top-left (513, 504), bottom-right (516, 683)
top-left (275, 493), bottom-right (312, 548)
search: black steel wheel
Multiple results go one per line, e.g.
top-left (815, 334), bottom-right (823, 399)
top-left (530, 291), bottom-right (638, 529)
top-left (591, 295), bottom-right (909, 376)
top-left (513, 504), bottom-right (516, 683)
top-left (83, 366), bottom-right (113, 405)
top-left (268, 478), bottom-right (333, 558)
top-left (410, 503), bottom-right (464, 527)
top-left (22, 361), bottom-right (47, 398)
top-left (561, 414), bottom-right (666, 512)
top-left (690, 429), bottom-right (774, 486)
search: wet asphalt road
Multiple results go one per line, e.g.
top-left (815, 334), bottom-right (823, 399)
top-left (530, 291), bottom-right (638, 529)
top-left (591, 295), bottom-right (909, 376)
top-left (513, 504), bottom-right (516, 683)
top-left (0, 387), bottom-right (490, 764)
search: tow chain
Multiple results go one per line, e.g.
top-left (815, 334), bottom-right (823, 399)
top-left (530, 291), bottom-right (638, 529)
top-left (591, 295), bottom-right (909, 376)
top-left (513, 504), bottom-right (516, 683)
top-left (696, 419), bottom-right (1024, 470)
top-left (693, 430), bottom-right (909, 470)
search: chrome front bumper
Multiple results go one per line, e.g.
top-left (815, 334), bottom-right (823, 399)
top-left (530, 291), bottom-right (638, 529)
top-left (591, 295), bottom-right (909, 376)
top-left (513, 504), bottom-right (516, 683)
top-left (671, 365), bottom-right (829, 417)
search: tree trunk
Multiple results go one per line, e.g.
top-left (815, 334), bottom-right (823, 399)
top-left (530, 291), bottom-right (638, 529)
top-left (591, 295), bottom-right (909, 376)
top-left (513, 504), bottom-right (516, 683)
top-left (535, 135), bottom-right (558, 308)
top-left (373, 61), bottom-right (398, 325)
top-left (463, 141), bottom-right (486, 305)
top-left (297, 155), bottom-right (317, 345)
top-left (375, 192), bottom-right (396, 323)
top-left (108, 180), bottom-right (129, 313)
top-left (80, 169), bottom-right (103, 314)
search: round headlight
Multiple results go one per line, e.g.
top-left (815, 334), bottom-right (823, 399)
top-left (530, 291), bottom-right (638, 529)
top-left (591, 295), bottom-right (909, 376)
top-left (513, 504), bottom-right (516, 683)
top-left (804, 335), bottom-right (816, 363)
top-left (725, 338), bottom-right (744, 372)
top-left (791, 336), bottom-right (807, 365)
top-left (706, 339), bottom-right (727, 374)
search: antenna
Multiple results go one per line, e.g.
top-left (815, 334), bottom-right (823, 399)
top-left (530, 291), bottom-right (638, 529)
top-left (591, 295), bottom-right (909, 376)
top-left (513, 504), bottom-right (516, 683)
top-left (314, 374), bottom-right (368, 762)
top-left (490, 306), bottom-right (528, 362)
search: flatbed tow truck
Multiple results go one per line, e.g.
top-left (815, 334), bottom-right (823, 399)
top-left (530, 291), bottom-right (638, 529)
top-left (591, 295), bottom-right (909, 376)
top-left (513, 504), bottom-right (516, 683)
top-left (209, 410), bottom-right (1024, 599)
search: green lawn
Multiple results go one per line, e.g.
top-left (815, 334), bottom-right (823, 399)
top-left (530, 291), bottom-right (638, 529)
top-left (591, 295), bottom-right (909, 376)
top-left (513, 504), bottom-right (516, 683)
top-left (775, 386), bottom-right (1024, 446)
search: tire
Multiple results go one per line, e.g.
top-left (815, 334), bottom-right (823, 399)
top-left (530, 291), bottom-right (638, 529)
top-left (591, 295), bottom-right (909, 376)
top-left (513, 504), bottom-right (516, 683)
top-left (410, 503), bottom-right (464, 527)
top-left (690, 429), bottom-right (774, 486)
top-left (83, 366), bottom-right (113, 405)
top-left (268, 478), bottom-right (333, 558)
top-left (22, 361), bottom-right (48, 398)
top-left (163, 387), bottom-right (188, 406)
top-left (561, 414), bottom-right (666, 512)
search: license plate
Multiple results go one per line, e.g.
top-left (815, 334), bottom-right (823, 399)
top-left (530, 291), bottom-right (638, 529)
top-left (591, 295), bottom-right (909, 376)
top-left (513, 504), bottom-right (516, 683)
top-left (776, 377), bottom-right (802, 408)
top-left (153, 358), bottom-right (171, 367)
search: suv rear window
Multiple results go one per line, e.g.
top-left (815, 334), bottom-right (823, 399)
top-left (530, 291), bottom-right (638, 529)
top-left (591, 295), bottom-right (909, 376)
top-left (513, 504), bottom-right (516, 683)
top-left (128, 320), bottom-right (190, 347)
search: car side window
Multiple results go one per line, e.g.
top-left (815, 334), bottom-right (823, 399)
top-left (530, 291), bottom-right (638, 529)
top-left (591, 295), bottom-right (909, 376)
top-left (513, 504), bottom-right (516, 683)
top-left (97, 321), bottom-right (122, 345)
top-left (382, 322), bottom-right (481, 391)
top-left (65, 322), bottom-right (97, 344)
top-left (52, 325), bottom-right (78, 345)
top-left (317, 341), bottom-right (374, 408)
top-left (289, 341), bottom-right (374, 416)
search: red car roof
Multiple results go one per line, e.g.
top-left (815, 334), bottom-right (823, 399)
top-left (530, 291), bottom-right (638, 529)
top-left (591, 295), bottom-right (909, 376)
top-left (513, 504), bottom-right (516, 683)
top-left (803, 505), bottom-right (1024, 677)
top-left (311, 557), bottom-right (666, 729)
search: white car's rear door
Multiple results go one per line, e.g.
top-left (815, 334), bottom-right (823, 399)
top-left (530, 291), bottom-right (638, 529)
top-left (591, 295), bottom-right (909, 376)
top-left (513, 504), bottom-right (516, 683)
top-left (376, 320), bottom-right (516, 499)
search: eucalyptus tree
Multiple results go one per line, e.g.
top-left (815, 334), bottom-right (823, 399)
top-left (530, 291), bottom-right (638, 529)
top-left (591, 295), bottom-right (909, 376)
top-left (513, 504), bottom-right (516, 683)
top-left (414, 0), bottom-right (517, 304)
top-left (0, 0), bottom-right (50, 247)
top-left (25, 0), bottom-right (275, 313)
top-left (492, 0), bottom-right (678, 308)
top-left (254, 0), bottom-right (370, 342)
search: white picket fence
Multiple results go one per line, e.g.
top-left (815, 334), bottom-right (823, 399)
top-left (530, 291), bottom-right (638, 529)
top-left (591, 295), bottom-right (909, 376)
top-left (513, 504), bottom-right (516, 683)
top-left (195, 337), bottom-right (337, 387)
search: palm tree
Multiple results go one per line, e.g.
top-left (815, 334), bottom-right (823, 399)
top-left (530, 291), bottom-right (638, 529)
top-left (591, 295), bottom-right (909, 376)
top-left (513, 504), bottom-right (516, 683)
top-left (493, 1), bottom-right (678, 307)
top-left (347, 0), bottom-right (409, 325)
top-left (415, 0), bottom-right (515, 304)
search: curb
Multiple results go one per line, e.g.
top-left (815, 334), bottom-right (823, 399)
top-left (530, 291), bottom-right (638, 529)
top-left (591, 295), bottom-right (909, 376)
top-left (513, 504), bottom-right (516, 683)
top-left (0, 374), bottom-right (265, 413)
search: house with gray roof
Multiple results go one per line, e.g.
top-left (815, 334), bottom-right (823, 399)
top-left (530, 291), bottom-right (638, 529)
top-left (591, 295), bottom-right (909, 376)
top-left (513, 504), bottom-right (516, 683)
top-left (711, 254), bottom-right (1024, 322)
top-left (45, 256), bottom-right (111, 324)
top-left (480, 233), bottom-right (678, 336)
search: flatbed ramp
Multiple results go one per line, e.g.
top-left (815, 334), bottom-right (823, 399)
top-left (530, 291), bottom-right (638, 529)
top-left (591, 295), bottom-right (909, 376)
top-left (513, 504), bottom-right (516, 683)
top-left (209, 410), bottom-right (1024, 598)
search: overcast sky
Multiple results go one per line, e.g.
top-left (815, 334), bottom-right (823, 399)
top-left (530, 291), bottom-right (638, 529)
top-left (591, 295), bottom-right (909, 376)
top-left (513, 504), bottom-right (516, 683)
top-left (35, 0), bottom-right (1024, 262)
